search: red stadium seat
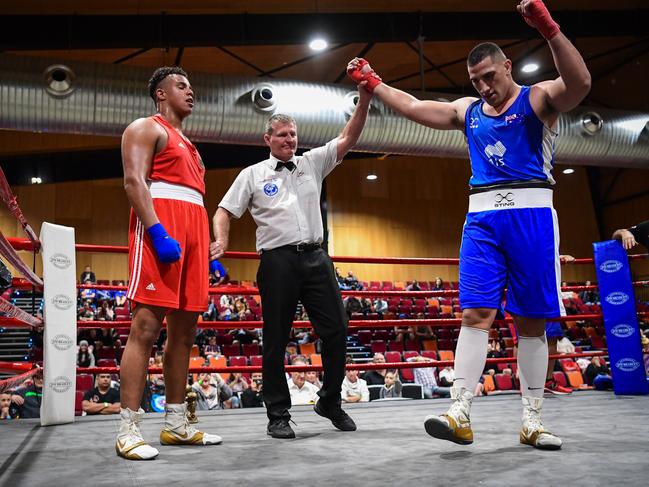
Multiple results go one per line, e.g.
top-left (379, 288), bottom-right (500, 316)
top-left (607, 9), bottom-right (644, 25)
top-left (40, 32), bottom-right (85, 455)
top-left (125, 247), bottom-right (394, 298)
top-left (385, 351), bottom-right (402, 363)
top-left (76, 374), bottom-right (94, 393)
top-left (494, 373), bottom-right (514, 391)
top-left (250, 355), bottom-right (263, 366)
top-left (222, 344), bottom-right (241, 357)
top-left (97, 359), bottom-right (117, 368)
top-left (371, 341), bottom-right (387, 354)
top-left (387, 340), bottom-right (404, 352)
top-left (75, 391), bottom-right (84, 416)
top-left (242, 343), bottom-right (261, 356)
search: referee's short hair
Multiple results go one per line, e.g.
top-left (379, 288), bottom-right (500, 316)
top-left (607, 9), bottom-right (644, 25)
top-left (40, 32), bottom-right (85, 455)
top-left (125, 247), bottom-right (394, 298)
top-left (265, 114), bottom-right (297, 135)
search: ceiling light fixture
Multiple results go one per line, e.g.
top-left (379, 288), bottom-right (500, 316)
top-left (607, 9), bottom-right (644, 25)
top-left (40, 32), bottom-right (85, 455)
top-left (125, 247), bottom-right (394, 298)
top-left (521, 62), bottom-right (539, 74)
top-left (309, 38), bottom-right (328, 51)
top-left (562, 168), bottom-right (575, 175)
top-left (366, 174), bottom-right (378, 181)
top-left (31, 177), bottom-right (42, 184)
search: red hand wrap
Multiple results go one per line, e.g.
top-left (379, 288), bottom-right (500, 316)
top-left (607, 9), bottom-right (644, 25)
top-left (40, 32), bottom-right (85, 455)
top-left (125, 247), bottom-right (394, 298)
top-left (347, 58), bottom-right (383, 93)
top-left (521, 0), bottom-right (560, 40)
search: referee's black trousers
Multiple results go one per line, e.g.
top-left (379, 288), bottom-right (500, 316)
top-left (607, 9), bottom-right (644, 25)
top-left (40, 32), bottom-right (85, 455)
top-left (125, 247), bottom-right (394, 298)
top-left (257, 246), bottom-right (348, 421)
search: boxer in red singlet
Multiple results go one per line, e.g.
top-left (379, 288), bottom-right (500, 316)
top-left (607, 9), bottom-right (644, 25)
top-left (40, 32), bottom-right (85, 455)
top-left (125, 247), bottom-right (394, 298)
top-left (116, 67), bottom-right (221, 461)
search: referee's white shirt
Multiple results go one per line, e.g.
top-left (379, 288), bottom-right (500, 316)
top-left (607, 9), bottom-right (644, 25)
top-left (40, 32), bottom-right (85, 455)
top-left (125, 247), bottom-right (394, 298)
top-left (219, 138), bottom-right (341, 252)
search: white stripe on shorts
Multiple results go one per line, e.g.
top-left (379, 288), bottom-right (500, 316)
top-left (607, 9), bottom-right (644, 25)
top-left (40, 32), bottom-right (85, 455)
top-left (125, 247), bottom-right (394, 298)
top-left (127, 218), bottom-right (144, 300)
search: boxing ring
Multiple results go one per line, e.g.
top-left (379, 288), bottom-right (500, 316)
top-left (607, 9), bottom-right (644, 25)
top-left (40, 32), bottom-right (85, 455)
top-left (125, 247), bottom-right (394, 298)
top-left (1, 173), bottom-right (648, 486)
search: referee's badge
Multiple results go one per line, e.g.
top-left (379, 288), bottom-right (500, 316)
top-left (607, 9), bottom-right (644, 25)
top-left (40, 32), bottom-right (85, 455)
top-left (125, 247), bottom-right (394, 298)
top-left (263, 182), bottom-right (279, 196)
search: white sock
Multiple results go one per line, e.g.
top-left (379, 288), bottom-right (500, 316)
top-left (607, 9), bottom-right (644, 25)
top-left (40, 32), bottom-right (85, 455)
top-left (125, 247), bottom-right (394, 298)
top-left (165, 403), bottom-right (186, 430)
top-left (518, 334), bottom-right (549, 399)
top-left (452, 326), bottom-right (489, 394)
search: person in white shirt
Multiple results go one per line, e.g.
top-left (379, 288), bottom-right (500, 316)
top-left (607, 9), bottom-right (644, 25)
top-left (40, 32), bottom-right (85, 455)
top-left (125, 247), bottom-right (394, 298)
top-left (287, 356), bottom-right (320, 406)
top-left (213, 84), bottom-right (373, 439)
top-left (341, 359), bottom-right (370, 403)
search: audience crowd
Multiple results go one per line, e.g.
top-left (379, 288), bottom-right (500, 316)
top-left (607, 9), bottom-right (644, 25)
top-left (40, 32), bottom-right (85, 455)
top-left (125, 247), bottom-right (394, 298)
top-left (4, 265), bottom-right (647, 421)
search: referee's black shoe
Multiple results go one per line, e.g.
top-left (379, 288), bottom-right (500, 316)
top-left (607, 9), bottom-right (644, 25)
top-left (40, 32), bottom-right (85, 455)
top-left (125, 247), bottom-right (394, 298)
top-left (267, 418), bottom-right (296, 439)
top-left (314, 400), bottom-right (357, 431)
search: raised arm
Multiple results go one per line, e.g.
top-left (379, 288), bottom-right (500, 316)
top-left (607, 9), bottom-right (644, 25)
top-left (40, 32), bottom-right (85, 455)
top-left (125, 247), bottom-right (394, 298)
top-left (518, 0), bottom-right (591, 115)
top-left (336, 84), bottom-right (373, 160)
top-left (347, 58), bottom-right (474, 131)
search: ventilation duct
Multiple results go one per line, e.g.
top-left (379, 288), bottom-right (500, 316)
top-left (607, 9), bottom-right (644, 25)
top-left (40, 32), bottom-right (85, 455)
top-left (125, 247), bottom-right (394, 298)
top-left (0, 54), bottom-right (647, 168)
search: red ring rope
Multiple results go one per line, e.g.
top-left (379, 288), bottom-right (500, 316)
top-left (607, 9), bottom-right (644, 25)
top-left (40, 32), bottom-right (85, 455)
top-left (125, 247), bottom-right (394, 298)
top-left (77, 351), bottom-right (608, 375)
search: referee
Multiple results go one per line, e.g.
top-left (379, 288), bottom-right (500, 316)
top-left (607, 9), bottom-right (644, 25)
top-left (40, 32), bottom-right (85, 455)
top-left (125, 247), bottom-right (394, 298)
top-left (211, 85), bottom-right (373, 438)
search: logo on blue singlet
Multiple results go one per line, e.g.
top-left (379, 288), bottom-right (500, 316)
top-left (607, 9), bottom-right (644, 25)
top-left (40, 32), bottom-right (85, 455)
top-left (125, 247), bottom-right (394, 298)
top-left (605, 292), bottom-right (629, 305)
top-left (484, 141), bottom-right (507, 167)
top-left (600, 260), bottom-right (623, 273)
top-left (615, 358), bottom-right (640, 372)
top-left (610, 324), bottom-right (634, 338)
top-left (263, 183), bottom-right (279, 196)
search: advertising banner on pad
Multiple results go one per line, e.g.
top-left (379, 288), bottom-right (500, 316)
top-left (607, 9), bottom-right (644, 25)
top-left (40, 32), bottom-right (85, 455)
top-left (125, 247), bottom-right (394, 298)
top-left (40, 223), bottom-right (77, 425)
top-left (593, 240), bottom-right (648, 395)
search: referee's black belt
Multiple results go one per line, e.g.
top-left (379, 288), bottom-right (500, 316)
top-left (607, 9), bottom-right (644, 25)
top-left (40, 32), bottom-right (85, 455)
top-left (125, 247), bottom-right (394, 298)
top-left (266, 243), bottom-right (322, 253)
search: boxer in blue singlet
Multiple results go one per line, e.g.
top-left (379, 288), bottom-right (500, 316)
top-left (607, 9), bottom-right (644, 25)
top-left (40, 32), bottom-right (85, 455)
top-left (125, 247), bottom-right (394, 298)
top-left (347, 0), bottom-right (591, 449)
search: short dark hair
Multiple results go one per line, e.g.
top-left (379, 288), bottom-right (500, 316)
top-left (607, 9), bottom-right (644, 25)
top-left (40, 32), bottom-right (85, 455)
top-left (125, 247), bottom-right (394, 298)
top-left (467, 42), bottom-right (506, 67)
top-left (148, 66), bottom-right (188, 102)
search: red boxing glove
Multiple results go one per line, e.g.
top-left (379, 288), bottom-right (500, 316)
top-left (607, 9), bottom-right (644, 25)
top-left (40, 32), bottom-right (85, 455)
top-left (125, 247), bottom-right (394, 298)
top-left (519, 0), bottom-right (560, 40)
top-left (347, 58), bottom-right (383, 93)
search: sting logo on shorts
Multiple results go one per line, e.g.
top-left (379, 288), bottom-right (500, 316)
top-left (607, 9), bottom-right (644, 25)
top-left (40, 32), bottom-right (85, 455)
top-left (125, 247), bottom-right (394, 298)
top-left (615, 358), bottom-right (640, 372)
top-left (610, 324), bottom-right (634, 338)
top-left (605, 292), bottom-right (629, 305)
top-left (263, 183), bottom-right (279, 196)
top-left (599, 260), bottom-right (623, 273)
top-left (494, 192), bottom-right (515, 208)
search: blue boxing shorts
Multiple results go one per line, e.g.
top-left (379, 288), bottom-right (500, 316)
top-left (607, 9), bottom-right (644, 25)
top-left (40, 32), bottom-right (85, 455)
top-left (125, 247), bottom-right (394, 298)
top-left (545, 321), bottom-right (564, 338)
top-left (459, 187), bottom-right (566, 319)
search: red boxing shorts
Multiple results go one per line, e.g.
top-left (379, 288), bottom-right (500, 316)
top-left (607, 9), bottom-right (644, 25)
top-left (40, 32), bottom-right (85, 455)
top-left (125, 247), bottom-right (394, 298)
top-left (127, 183), bottom-right (209, 312)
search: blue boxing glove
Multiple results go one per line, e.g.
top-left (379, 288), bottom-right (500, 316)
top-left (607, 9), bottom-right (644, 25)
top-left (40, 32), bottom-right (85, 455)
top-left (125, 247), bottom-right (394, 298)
top-left (209, 259), bottom-right (226, 277)
top-left (147, 223), bottom-right (182, 263)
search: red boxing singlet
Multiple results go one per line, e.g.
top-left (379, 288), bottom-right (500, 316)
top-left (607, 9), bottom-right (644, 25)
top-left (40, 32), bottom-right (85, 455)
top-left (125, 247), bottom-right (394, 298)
top-left (148, 114), bottom-right (206, 195)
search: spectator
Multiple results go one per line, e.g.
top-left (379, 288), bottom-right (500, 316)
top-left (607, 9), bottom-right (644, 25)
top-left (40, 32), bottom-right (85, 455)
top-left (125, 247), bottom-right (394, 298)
top-left (406, 280), bottom-right (421, 291)
top-left (344, 295), bottom-right (362, 317)
top-left (344, 270), bottom-right (363, 291)
top-left (584, 356), bottom-right (613, 390)
top-left (77, 340), bottom-right (95, 368)
top-left (579, 280), bottom-right (599, 305)
top-left (96, 300), bottom-right (115, 321)
top-left (82, 373), bottom-right (121, 415)
top-left (80, 279), bottom-right (97, 301)
top-left (78, 300), bottom-right (96, 321)
top-left (241, 373), bottom-right (264, 408)
top-left (379, 371), bottom-right (402, 399)
top-left (1, 392), bottom-right (14, 419)
top-left (80, 265), bottom-right (96, 284)
top-left (287, 356), bottom-right (320, 406)
top-left (10, 370), bottom-right (43, 418)
top-left (227, 373), bottom-right (249, 396)
top-left (556, 336), bottom-right (576, 354)
top-left (192, 372), bottom-right (234, 410)
top-left (394, 324), bottom-right (415, 343)
top-left (203, 336), bottom-right (220, 357)
top-left (432, 277), bottom-right (444, 291)
top-left (438, 366), bottom-right (455, 388)
top-left (305, 370), bottom-right (323, 390)
top-left (642, 335), bottom-right (649, 376)
top-left (411, 356), bottom-right (451, 399)
top-left (209, 259), bottom-right (228, 286)
top-left (374, 297), bottom-right (388, 315)
top-left (360, 298), bottom-right (373, 315)
top-left (111, 281), bottom-right (127, 307)
top-left (485, 340), bottom-right (503, 374)
top-left (341, 358), bottom-right (369, 403)
top-left (362, 353), bottom-right (388, 385)
top-left (415, 325), bottom-right (434, 341)
top-left (285, 342), bottom-right (299, 363)
top-left (149, 353), bottom-right (165, 395)
top-left (234, 297), bottom-right (252, 321)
